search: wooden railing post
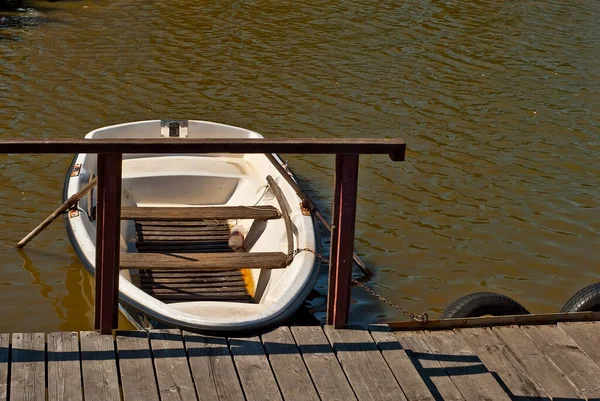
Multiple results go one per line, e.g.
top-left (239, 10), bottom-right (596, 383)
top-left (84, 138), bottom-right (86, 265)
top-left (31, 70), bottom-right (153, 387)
top-left (327, 154), bottom-right (359, 328)
top-left (95, 153), bottom-right (122, 334)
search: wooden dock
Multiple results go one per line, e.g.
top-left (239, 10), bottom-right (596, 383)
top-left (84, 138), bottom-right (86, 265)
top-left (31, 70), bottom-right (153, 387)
top-left (2, 322), bottom-right (600, 400)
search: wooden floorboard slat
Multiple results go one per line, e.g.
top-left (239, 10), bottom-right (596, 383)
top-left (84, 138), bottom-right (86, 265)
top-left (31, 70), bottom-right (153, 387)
top-left (80, 331), bottom-right (120, 401)
top-left (492, 325), bottom-right (583, 399)
top-left (183, 331), bottom-right (245, 401)
top-left (10, 333), bottom-right (45, 401)
top-left (394, 331), bottom-right (465, 401)
top-left (421, 330), bottom-right (512, 401)
top-left (117, 331), bottom-right (160, 401)
top-left (455, 327), bottom-right (548, 400)
top-left (0, 334), bottom-right (9, 401)
top-left (47, 332), bottom-right (83, 401)
top-left (558, 321), bottom-right (600, 363)
top-left (324, 326), bottom-right (406, 401)
top-left (229, 336), bottom-right (283, 401)
top-left (261, 327), bottom-right (320, 401)
top-left (368, 325), bottom-right (434, 401)
top-left (149, 329), bottom-right (198, 401)
top-left (520, 324), bottom-right (600, 399)
top-left (290, 326), bottom-right (357, 401)
top-left (122, 205), bottom-right (281, 221)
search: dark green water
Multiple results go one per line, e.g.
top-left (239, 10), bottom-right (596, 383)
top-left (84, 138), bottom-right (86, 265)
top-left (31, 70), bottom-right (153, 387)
top-left (0, 0), bottom-right (598, 332)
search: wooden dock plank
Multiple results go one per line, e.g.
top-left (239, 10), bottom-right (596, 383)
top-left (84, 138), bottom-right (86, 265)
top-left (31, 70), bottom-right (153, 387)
top-left (520, 324), bottom-right (600, 399)
top-left (558, 321), bottom-right (600, 363)
top-left (47, 332), bottom-right (83, 401)
top-left (421, 330), bottom-right (512, 401)
top-left (0, 334), bottom-right (8, 401)
top-left (229, 336), bottom-right (282, 401)
top-left (492, 325), bottom-right (582, 399)
top-left (11, 333), bottom-right (45, 401)
top-left (455, 327), bottom-right (548, 400)
top-left (117, 331), bottom-right (160, 401)
top-left (394, 331), bottom-right (465, 401)
top-left (183, 331), bottom-right (244, 401)
top-left (120, 252), bottom-right (288, 270)
top-left (369, 325), bottom-right (434, 401)
top-left (291, 326), bottom-right (357, 401)
top-left (324, 326), bottom-right (406, 401)
top-left (149, 330), bottom-right (197, 401)
top-left (122, 205), bottom-right (281, 221)
top-left (80, 331), bottom-right (120, 401)
top-left (262, 327), bottom-right (320, 401)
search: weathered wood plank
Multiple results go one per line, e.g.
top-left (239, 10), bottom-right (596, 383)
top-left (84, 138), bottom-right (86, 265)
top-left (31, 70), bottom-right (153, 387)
top-left (138, 233), bottom-right (229, 241)
top-left (421, 330), bottom-right (511, 401)
top-left (141, 282), bottom-right (246, 289)
top-left (0, 138), bottom-right (407, 161)
top-left (558, 321), bottom-right (600, 363)
top-left (47, 332), bottom-right (83, 401)
top-left (290, 326), bottom-right (357, 401)
top-left (229, 336), bottom-right (282, 401)
top-left (121, 252), bottom-right (288, 270)
top-left (262, 327), bottom-right (320, 401)
top-left (520, 324), bottom-right (600, 399)
top-left (137, 221), bottom-right (228, 227)
top-left (151, 294), bottom-right (251, 302)
top-left (149, 330), bottom-right (197, 401)
top-left (10, 333), bottom-right (45, 401)
top-left (116, 331), bottom-right (160, 401)
top-left (122, 206), bottom-right (281, 221)
top-left (183, 331), bottom-right (244, 401)
top-left (141, 270), bottom-right (241, 278)
top-left (394, 331), bottom-right (465, 401)
top-left (145, 287), bottom-right (249, 295)
top-left (492, 325), bottom-right (582, 399)
top-left (145, 286), bottom-right (247, 294)
top-left (136, 242), bottom-right (231, 253)
top-left (369, 325), bottom-right (434, 401)
top-left (324, 326), bottom-right (406, 401)
top-left (0, 334), bottom-right (9, 401)
top-left (455, 327), bottom-right (548, 400)
top-left (80, 331), bottom-right (120, 401)
top-left (388, 311), bottom-right (600, 331)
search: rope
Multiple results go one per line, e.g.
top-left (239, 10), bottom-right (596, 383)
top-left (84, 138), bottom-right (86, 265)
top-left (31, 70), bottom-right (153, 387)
top-left (289, 248), bottom-right (428, 324)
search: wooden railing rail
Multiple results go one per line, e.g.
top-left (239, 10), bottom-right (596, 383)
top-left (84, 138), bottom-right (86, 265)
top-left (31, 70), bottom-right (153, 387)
top-left (0, 138), bottom-right (406, 333)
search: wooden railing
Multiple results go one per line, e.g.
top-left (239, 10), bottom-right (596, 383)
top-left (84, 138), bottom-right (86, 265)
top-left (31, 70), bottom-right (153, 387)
top-left (0, 138), bottom-right (406, 333)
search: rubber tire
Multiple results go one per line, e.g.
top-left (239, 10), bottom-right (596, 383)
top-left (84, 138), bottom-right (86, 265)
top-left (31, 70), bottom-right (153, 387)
top-left (561, 283), bottom-right (600, 312)
top-left (440, 292), bottom-right (530, 319)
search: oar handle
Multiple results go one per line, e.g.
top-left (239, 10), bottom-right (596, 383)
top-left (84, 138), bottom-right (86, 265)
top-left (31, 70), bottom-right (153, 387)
top-left (16, 176), bottom-right (98, 249)
top-left (264, 153), bottom-right (373, 278)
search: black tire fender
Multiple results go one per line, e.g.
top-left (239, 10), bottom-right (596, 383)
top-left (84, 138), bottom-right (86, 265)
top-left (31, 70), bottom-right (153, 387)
top-left (561, 283), bottom-right (600, 313)
top-left (440, 292), bottom-right (530, 319)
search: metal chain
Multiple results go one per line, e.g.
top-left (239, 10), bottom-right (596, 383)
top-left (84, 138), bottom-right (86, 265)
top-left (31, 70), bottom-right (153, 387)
top-left (290, 248), bottom-right (428, 324)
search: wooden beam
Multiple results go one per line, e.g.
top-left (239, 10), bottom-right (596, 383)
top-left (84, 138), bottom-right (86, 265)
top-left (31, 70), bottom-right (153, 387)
top-left (121, 205), bottom-right (281, 221)
top-left (0, 138), bottom-right (406, 161)
top-left (120, 252), bottom-right (288, 270)
top-left (327, 154), bottom-right (359, 328)
top-left (95, 154), bottom-right (122, 334)
top-left (387, 311), bottom-right (600, 331)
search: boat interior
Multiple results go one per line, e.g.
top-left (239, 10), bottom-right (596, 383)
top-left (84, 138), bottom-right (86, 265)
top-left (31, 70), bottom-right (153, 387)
top-left (69, 121), bottom-right (316, 319)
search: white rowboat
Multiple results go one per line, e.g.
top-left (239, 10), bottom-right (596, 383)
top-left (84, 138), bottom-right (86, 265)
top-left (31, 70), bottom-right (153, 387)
top-left (63, 120), bottom-right (318, 332)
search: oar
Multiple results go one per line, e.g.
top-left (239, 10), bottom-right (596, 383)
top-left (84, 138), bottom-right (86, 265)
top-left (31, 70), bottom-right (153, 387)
top-left (265, 153), bottom-right (374, 279)
top-left (16, 176), bottom-right (98, 249)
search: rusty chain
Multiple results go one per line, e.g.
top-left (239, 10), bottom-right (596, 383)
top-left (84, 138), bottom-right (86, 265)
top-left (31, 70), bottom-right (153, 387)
top-left (290, 248), bottom-right (428, 324)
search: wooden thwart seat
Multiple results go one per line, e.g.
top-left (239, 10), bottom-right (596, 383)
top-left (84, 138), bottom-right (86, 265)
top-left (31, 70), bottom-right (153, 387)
top-left (121, 205), bottom-right (281, 221)
top-left (120, 251), bottom-right (288, 270)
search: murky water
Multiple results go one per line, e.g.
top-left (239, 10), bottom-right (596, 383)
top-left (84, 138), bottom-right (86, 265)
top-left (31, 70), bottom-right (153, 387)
top-left (0, 0), bottom-right (598, 332)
